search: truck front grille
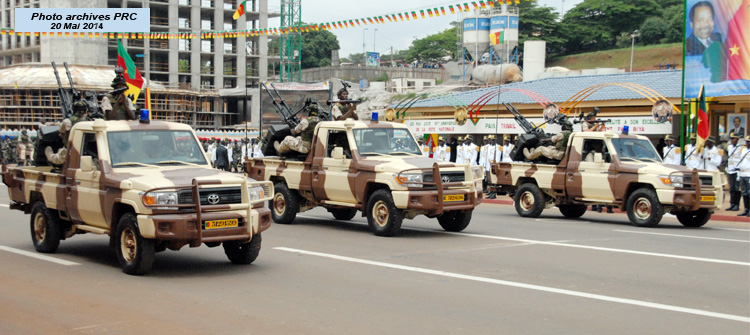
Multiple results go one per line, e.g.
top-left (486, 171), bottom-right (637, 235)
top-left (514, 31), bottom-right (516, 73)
top-left (684, 175), bottom-right (713, 187)
top-left (178, 187), bottom-right (243, 205)
top-left (423, 171), bottom-right (465, 186)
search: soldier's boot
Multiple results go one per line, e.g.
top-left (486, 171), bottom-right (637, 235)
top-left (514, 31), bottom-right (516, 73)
top-left (729, 191), bottom-right (741, 211)
top-left (739, 196), bottom-right (750, 216)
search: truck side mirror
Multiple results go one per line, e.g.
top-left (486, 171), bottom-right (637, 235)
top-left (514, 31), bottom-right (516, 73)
top-left (593, 152), bottom-right (603, 164)
top-left (81, 155), bottom-right (94, 172)
top-left (331, 147), bottom-right (345, 160)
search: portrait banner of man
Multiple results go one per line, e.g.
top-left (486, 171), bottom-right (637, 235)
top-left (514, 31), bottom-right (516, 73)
top-left (728, 113), bottom-right (747, 137)
top-left (684, 0), bottom-right (750, 98)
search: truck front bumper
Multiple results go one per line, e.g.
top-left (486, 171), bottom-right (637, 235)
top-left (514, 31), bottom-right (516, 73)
top-left (137, 208), bottom-right (271, 247)
top-left (657, 188), bottom-right (722, 211)
top-left (393, 188), bottom-right (484, 216)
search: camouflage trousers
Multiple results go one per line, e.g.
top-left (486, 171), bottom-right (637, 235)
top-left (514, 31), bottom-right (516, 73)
top-left (277, 136), bottom-right (311, 155)
top-left (525, 146), bottom-right (564, 161)
top-left (17, 143), bottom-right (33, 162)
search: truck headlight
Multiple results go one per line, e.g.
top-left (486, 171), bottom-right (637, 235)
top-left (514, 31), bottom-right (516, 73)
top-left (471, 166), bottom-right (484, 180)
top-left (659, 174), bottom-right (683, 188)
top-left (142, 191), bottom-right (178, 206)
top-left (248, 186), bottom-right (265, 202)
top-left (396, 173), bottom-right (423, 188)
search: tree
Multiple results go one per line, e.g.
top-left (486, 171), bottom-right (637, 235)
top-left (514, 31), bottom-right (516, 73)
top-left (639, 17), bottom-right (667, 45)
top-left (301, 28), bottom-right (340, 69)
top-left (516, 1), bottom-right (565, 55)
top-left (560, 0), bottom-right (660, 53)
top-left (406, 27), bottom-right (458, 63)
top-left (662, 5), bottom-right (684, 43)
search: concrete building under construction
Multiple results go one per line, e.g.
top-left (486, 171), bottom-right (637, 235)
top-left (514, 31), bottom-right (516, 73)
top-left (0, 0), bottom-right (275, 130)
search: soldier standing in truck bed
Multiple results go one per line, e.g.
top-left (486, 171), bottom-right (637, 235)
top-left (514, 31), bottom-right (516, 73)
top-left (274, 104), bottom-right (320, 155)
top-left (101, 74), bottom-right (137, 121)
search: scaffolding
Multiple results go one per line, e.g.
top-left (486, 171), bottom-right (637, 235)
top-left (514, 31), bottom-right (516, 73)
top-left (279, 0), bottom-right (302, 82)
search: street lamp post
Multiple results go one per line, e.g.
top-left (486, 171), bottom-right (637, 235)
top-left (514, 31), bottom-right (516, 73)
top-left (362, 28), bottom-right (368, 66)
top-left (629, 30), bottom-right (640, 72)
top-left (373, 29), bottom-right (379, 66)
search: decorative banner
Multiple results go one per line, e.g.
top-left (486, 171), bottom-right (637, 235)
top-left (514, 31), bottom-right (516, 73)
top-left (0, 1), bottom-right (536, 39)
top-left (406, 117), bottom-right (673, 135)
top-left (651, 99), bottom-right (673, 123)
top-left (684, 0), bottom-right (750, 98)
top-left (366, 52), bottom-right (380, 67)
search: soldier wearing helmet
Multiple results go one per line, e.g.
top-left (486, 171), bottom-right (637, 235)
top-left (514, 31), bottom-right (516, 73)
top-left (101, 69), bottom-right (137, 121)
top-left (523, 120), bottom-right (573, 162)
top-left (331, 87), bottom-right (359, 121)
top-left (274, 103), bottom-right (321, 155)
top-left (582, 107), bottom-right (605, 132)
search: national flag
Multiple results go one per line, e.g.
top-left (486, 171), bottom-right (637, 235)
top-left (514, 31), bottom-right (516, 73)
top-left (420, 10), bottom-right (425, 18)
top-left (378, 16), bottom-right (384, 23)
top-left (696, 84), bottom-right (709, 153)
top-left (116, 39), bottom-right (145, 102)
top-left (472, 2), bottom-right (479, 9)
top-left (412, 11), bottom-right (417, 19)
top-left (725, 0), bottom-right (749, 80)
top-left (441, 7), bottom-right (446, 15)
top-left (427, 9), bottom-right (433, 17)
top-left (14, 82), bottom-right (17, 89)
top-left (424, 134), bottom-right (438, 158)
top-left (480, 1), bottom-right (487, 9)
top-left (398, 13), bottom-right (404, 21)
top-left (488, 1), bottom-right (495, 7)
top-left (449, 5), bottom-right (456, 13)
top-left (490, 31), bottom-right (504, 45)
top-left (233, 0), bottom-right (247, 20)
top-left (355, 19), bottom-right (361, 26)
top-left (464, 3), bottom-right (470, 11)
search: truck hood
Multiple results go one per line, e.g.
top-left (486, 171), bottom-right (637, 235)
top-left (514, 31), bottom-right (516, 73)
top-left (107, 166), bottom-right (249, 191)
top-left (619, 161), bottom-right (713, 176)
top-left (357, 155), bottom-right (464, 174)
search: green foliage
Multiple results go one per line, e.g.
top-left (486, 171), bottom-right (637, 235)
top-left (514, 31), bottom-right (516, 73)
top-left (662, 5), bottom-right (685, 43)
top-left (639, 17), bottom-right (667, 45)
top-left (301, 29), bottom-right (340, 69)
top-left (517, 1), bottom-right (565, 55)
top-left (374, 72), bottom-right (389, 82)
top-left (406, 27), bottom-right (458, 63)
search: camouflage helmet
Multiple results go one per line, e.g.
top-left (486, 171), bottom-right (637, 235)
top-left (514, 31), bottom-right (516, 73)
top-left (561, 120), bottom-right (573, 131)
top-left (111, 75), bottom-right (127, 88)
top-left (73, 100), bottom-right (88, 112)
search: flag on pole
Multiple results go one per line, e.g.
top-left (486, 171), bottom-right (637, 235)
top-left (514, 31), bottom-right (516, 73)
top-left (116, 39), bottom-right (145, 102)
top-left (490, 31), bottom-right (504, 45)
top-left (696, 84), bottom-right (709, 153)
top-left (233, 1), bottom-right (247, 20)
top-left (725, 0), bottom-right (749, 80)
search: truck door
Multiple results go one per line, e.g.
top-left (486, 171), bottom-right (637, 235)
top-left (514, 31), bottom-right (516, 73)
top-left (66, 132), bottom-right (107, 228)
top-left (572, 139), bottom-right (615, 202)
top-left (312, 129), bottom-right (356, 203)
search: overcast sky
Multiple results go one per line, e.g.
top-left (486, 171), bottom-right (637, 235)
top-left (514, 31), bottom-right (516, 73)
top-left (269, 0), bottom-right (584, 58)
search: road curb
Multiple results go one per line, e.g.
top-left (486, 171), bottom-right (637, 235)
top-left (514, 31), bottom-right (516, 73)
top-left (481, 198), bottom-right (750, 223)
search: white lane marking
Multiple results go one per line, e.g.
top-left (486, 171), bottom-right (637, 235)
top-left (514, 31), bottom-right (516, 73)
top-left (295, 214), bottom-right (750, 266)
top-left (0, 204), bottom-right (9, 207)
top-left (411, 229), bottom-right (750, 267)
top-left (614, 230), bottom-right (750, 243)
top-left (714, 227), bottom-right (750, 232)
top-left (0, 246), bottom-right (80, 266)
top-left (276, 247), bottom-right (750, 323)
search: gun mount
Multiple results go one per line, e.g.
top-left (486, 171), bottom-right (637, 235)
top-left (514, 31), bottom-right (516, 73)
top-left (260, 83), bottom-right (328, 156)
top-left (505, 103), bottom-right (559, 162)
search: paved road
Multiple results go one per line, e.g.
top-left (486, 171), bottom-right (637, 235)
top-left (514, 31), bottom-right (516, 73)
top-left (1, 187), bottom-right (749, 334)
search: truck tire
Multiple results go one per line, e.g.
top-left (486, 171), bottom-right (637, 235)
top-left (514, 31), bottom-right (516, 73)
top-left (558, 204), bottom-right (588, 218)
top-left (223, 233), bottom-right (262, 264)
top-left (30, 201), bottom-right (62, 253)
top-left (270, 182), bottom-right (298, 224)
top-left (330, 208), bottom-right (357, 221)
top-left (626, 188), bottom-right (663, 227)
top-left (437, 210), bottom-right (472, 232)
top-left (366, 189), bottom-right (404, 237)
top-left (116, 213), bottom-right (155, 275)
top-left (514, 183), bottom-right (545, 218)
top-left (676, 209), bottom-right (711, 227)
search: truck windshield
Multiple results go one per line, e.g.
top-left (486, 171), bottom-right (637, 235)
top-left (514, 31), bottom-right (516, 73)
top-left (352, 128), bottom-right (422, 156)
top-left (108, 130), bottom-right (208, 166)
top-left (610, 138), bottom-right (663, 163)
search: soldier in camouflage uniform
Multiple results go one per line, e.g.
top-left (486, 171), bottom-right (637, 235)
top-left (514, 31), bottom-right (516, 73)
top-left (70, 99), bottom-right (91, 125)
top-left (331, 88), bottom-right (359, 121)
top-left (101, 74), bottom-right (137, 121)
top-left (523, 121), bottom-right (573, 161)
top-left (232, 141), bottom-right (242, 172)
top-left (274, 104), bottom-right (320, 155)
top-left (17, 129), bottom-right (32, 166)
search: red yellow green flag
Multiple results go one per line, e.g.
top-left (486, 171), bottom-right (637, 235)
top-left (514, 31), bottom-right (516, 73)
top-left (233, 1), bottom-right (247, 20)
top-left (696, 84), bottom-right (709, 152)
top-left (725, 0), bottom-right (749, 80)
top-left (116, 39), bottom-right (145, 102)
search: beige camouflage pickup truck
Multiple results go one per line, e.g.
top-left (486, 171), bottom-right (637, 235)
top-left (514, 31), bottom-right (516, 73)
top-left (2, 119), bottom-right (273, 275)
top-left (246, 119), bottom-right (484, 236)
top-left (490, 131), bottom-right (723, 227)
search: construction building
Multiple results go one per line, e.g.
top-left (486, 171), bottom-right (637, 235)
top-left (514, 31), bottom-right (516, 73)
top-left (0, 0), bottom-right (275, 130)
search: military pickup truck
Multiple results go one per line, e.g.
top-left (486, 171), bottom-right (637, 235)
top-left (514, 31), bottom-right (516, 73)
top-left (489, 131), bottom-right (723, 227)
top-left (246, 119), bottom-right (484, 236)
top-left (2, 119), bottom-right (273, 275)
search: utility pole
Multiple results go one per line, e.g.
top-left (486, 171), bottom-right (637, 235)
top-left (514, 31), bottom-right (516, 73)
top-left (280, 0), bottom-right (302, 82)
top-left (362, 28), bottom-right (368, 66)
top-left (630, 30), bottom-right (640, 72)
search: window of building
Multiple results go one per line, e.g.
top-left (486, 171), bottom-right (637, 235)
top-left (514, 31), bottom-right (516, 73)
top-left (223, 42), bottom-right (233, 53)
top-left (224, 23), bottom-right (233, 31)
top-left (201, 0), bottom-right (212, 8)
top-left (179, 18), bottom-right (190, 29)
top-left (179, 39), bottom-right (191, 51)
top-left (201, 40), bottom-right (212, 53)
top-left (201, 20), bottom-right (211, 30)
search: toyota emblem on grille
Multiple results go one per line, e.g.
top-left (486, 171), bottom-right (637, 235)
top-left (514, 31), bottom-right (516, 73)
top-left (442, 176), bottom-right (451, 183)
top-left (207, 193), bottom-right (220, 204)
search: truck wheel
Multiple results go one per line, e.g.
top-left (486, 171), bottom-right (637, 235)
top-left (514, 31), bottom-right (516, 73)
top-left (270, 182), bottom-right (298, 224)
top-left (514, 183), bottom-right (545, 218)
top-left (330, 208), bottom-right (357, 221)
top-left (437, 210), bottom-right (472, 232)
top-left (116, 213), bottom-right (155, 275)
top-left (366, 189), bottom-right (404, 237)
top-left (676, 209), bottom-right (711, 227)
top-left (558, 205), bottom-right (588, 218)
top-left (626, 188), bottom-right (663, 227)
top-left (30, 201), bottom-right (62, 253)
top-left (223, 234), bottom-right (262, 265)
